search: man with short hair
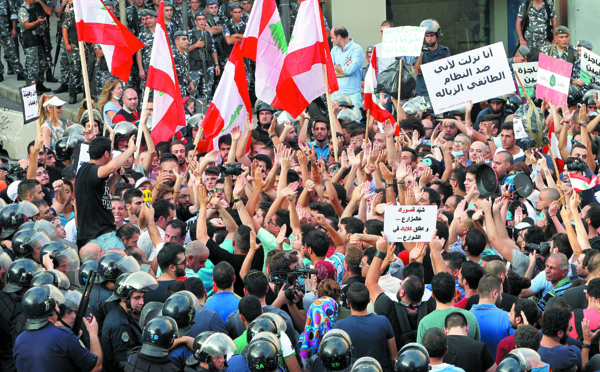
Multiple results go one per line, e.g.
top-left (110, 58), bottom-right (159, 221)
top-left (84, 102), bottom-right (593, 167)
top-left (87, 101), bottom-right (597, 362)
top-left (205, 261), bottom-right (240, 322)
top-left (330, 25), bottom-right (364, 120)
top-left (542, 26), bottom-right (578, 64)
top-left (521, 253), bottom-right (574, 312)
top-left (173, 30), bottom-right (193, 98)
top-left (454, 261), bottom-right (483, 309)
top-left (466, 260), bottom-right (519, 313)
top-left (443, 312), bottom-right (496, 372)
top-left (538, 306), bottom-right (582, 371)
top-left (334, 282), bottom-right (396, 370)
top-left (122, 188), bottom-right (143, 225)
top-left (497, 122), bottom-right (525, 158)
top-left (188, 11), bottom-right (220, 102)
top-left (138, 199), bottom-right (175, 260)
top-left (469, 275), bottom-right (515, 359)
top-left (113, 88), bottom-right (140, 124)
top-left (422, 327), bottom-right (465, 371)
top-left (495, 299), bottom-right (545, 363)
top-left (414, 19), bottom-right (450, 97)
top-left (116, 224), bottom-right (140, 249)
top-left (164, 219), bottom-right (186, 245)
top-left (184, 277), bottom-right (227, 337)
top-left (563, 251), bottom-right (600, 309)
top-left (144, 243), bottom-right (186, 303)
top-left (17, 179), bottom-right (44, 202)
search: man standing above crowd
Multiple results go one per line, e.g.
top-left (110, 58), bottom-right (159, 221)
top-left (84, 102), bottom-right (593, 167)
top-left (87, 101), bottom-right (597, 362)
top-left (18, 0), bottom-right (53, 93)
top-left (330, 25), bottom-right (364, 120)
top-left (415, 19), bottom-right (450, 97)
top-left (0, 0), bottom-right (25, 82)
top-left (542, 26), bottom-right (578, 64)
top-left (188, 12), bottom-right (220, 103)
top-left (516, 0), bottom-right (557, 54)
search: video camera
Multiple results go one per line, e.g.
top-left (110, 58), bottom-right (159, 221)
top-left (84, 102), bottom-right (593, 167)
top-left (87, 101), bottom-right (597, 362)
top-left (0, 163), bottom-right (27, 184)
top-left (566, 159), bottom-right (587, 172)
top-left (221, 162), bottom-right (243, 177)
top-left (270, 266), bottom-right (318, 302)
top-left (524, 242), bottom-right (551, 256)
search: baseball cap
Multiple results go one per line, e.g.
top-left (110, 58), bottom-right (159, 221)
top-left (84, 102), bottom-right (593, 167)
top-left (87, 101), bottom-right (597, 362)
top-left (135, 177), bottom-right (153, 189)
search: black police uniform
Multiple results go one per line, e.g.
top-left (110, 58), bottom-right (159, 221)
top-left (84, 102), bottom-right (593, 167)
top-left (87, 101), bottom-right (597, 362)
top-left (101, 304), bottom-right (143, 372)
top-left (124, 347), bottom-right (180, 372)
top-left (0, 291), bottom-right (20, 372)
top-left (87, 284), bottom-right (116, 333)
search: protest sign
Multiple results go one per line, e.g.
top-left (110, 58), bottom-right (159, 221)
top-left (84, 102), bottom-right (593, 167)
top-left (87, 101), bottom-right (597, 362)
top-left (19, 84), bottom-right (39, 124)
top-left (536, 53), bottom-right (572, 107)
top-left (514, 62), bottom-right (538, 97)
top-left (580, 47), bottom-right (600, 84)
top-left (384, 205), bottom-right (437, 243)
top-left (422, 42), bottom-right (515, 114)
top-left (75, 142), bottom-right (90, 174)
top-left (380, 26), bottom-right (426, 58)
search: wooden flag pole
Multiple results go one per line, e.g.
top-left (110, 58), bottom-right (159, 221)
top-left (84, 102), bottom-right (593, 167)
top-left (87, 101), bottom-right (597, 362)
top-left (135, 86), bottom-right (152, 160)
top-left (396, 58), bottom-right (403, 124)
top-left (77, 41), bottom-right (96, 137)
top-left (322, 65), bottom-right (339, 162)
top-left (365, 109), bottom-right (370, 134)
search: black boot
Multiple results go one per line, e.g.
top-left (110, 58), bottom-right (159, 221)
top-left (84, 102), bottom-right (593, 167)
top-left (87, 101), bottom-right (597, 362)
top-left (0, 74), bottom-right (3, 83)
top-left (46, 71), bottom-right (58, 83)
top-left (36, 82), bottom-right (51, 93)
top-left (68, 89), bottom-right (77, 104)
top-left (16, 73), bottom-right (25, 81)
top-left (53, 83), bottom-right (69, 93)
top-left (7, 66), bottom-right (13, 75)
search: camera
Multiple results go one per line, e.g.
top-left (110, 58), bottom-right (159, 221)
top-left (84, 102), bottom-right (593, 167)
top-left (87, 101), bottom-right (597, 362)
top-left (524, 242), bottom-right (551, 256)
top-left (0, 163), bottom-right (27, 184)
top-left (221, 162), bottom-right (243, 177)
top-left (270, 266), bottom-right (318, 302)
top-left (566, 159), bottom-right (587, 172)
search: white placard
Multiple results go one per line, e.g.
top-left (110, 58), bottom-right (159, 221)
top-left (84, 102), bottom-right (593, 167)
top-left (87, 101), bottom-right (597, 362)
top-left (514, 62), bottom-right (538, 96)
top-left (580, 47), bottom-right (600, 84)
top-left (422, 42), bottom-right (515, 114)
top-left (380, 26), bottom-right (427, 58)
top-left (19, 84), bottom-right (39, 124)
top-left (76, 143), bottom-right (90, 174)
top-left (512, 117), bottom-right (528, 140)
top-left (384, 205), bottom-right (437, 243)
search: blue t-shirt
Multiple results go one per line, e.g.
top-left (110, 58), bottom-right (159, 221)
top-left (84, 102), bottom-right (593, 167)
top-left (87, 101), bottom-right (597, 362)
top-left (469, 304), bottom-right (515, 359)
top-left (206, 292), bottom-right (241, 322)
top-left (168, 344), bottom-right (193, 371)
top-left (14, 323), bottom-right (98, 372)
top-left (416, 45), bottom-right (451, 96)
top-left (334, 313), bottom-right (395, 372)
top-left (189, 306), bottom-right (228, 338)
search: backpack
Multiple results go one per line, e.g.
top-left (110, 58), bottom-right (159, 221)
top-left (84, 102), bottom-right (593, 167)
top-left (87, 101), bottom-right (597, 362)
top-left (394, 302), bottom-right (429, 348)
top-left (521, 0), bottom-right (554, 43)
top-left (573, 309), bottom-right (600, 359)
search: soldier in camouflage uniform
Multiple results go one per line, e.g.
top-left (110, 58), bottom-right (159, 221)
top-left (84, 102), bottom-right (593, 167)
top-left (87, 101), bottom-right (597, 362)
top-left (94, 44), bottom-right (116, 96)
top-left (137, 9), bottom-right (157, 91)
top-left (172, 0), bottom-right (182, 30)
top-left (172, 30), bottom-right (192, 98)
top-left (126, 0), bottom-right (147, 37)
top-left (205, 0), bottom-right (228, 68)
top-left (186, 0), bottom-right (202, 27)
top-left (517, 0), bottom-right (557, 55)
top-left (0, 0), bottom-right (25, 81)
top-left (163, 2), bottom-right (178, 46)
top-left (53, 0), bottom-right (71, 93)
top-left (240, 0), bottom-right (251, 23)
top-left (541, 26), bottom-right (578, 64)
top-left (62, 0), bottom-right (82, 104)
top-left (18, 0), bottom-right (52, 92)
top-left (188, 12), bottom-right (220, 102)
top-left (224, 4), bottom-right (255, 101)
top-left (217, 0), bottom-right (239, 21)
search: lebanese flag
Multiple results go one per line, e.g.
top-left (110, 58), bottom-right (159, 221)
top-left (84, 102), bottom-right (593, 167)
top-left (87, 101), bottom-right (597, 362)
top-left (536, 53), bottom-right (573, 107)
top-left (74, 0), bottom-right (143, 82)
top-left (543, 121), bottom-right (563, 174)
top-left (364, 46), bottom-right (396, 126)
top-left (197, 43), bottom-right (252, 153)
top-left (146, 1), bottom-right (186, 144)
top-left (569, 172), bottom-right (599, 192)
top-left (271, 0), bottom-right (338, 118)
top-left (241, 0), bottom-right (287, 105)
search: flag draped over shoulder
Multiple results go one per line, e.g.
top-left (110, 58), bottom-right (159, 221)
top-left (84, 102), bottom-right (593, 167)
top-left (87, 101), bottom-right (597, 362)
top-left (270, 0), bottom-right (338, 117)
top-left (73, 0), bottom-right (143, 81)
top-left (146, 1), bottom-right (186, 144)
top-left (364, 46), bottom-right (396, 125)
top-left (197, 43), bottom-right (252, 153)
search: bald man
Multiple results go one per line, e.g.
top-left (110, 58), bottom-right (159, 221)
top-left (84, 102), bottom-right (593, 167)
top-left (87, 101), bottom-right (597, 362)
top-left (534, 188), bottom-right (560, 214)
top-left (80, 243), bottom-right (104, 263)
top-left (112, 88), bottom-right (140, 124)
top-left (492, 151), bottom-right (513, 177)
top-left (468, 141), bottom-right (491, 164)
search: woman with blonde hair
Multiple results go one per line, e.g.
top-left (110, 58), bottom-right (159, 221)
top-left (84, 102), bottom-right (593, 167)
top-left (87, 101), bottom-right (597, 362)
top-left (97, 77), bottom-right (123, 128)
top-left (39, 94), bottom-right (67, 150)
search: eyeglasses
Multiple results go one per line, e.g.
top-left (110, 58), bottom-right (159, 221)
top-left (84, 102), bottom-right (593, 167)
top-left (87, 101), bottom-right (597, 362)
top-left (453, 141), bottom-right (468, 146)
top-left (213, 188), bottom-right (224, 193)
top-left (173, 259), bottom-right (186, 267)
top-left (360, 261), bottom-right (370, 268)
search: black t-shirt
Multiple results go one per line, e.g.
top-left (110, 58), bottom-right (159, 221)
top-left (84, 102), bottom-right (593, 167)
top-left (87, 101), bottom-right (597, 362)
top-left (374, 293), bottom-right (422, 350)
top-left (562, 284), bottom-right (588, 310)
top-left (144, 280), bottom-right (175, 303)
top-left (444, 335), bottom-right (496, 372)
top-left (265, 284), bottom-right (304, 315)
top-left (75, 163), bottom-right (115, 242)
top-left (465, 292), bottom-right (519, 313)
top-left (46, 165), bottom-right (62, 187)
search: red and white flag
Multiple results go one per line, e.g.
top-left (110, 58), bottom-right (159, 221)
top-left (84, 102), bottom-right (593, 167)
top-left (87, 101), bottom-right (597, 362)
top-left (536, 53), bottom-right (573, 107)
top-left (146, 1), bottom-right (185, 144)
top-left (569, 172), bottom-right (599, 192)
top-left (543, 121), bottom-right (563, 174)
top-left (74, 0), bottom-right (143, 82)
top-left (241, 0), bottom-right (287, 106)
top-left (272, 0), bottom-right (338, 118)
top-left (364, 46), bottom-right (396, 126)
top-left (197, 43), bottom-right (251, 153)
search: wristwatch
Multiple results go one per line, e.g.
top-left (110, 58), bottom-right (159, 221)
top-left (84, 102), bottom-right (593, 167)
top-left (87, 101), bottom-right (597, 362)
top-left (374, 250), bottom-right (387, 260)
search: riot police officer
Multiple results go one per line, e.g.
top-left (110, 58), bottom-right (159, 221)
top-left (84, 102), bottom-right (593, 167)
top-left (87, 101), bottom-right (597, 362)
top-left (394, 343), bottom-right (430, 372)
top-left (317, 329), bottom-right (354, 372)
top-left (351, 357), bottom-right (383, 372)
top-left (0, 202), bottom-right (40, 241)
top-left (13, 284), bottom-right (103, 372)
top-left (251, 101), bottom-right (275, 145)
top-left (474, 95), bottom-right (513, 130)
top-left (163, 290), bottom-right (197, 370)
top-left (101, 271), bottom-right (158, 371)
top-left (245, 332), bottom-right (284, 372)
top-left (124, 316), bottom-right (180, 372)
top-left (414, 19), bottom-right (450, 97)
top-left (496, 348), bottom-right (534, 372)
top-left (184, 331), bottom-right (237, 372)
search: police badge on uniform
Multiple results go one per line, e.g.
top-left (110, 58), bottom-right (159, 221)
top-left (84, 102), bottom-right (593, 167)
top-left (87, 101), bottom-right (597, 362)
top-left (122, 331), bottom-right (130, 342)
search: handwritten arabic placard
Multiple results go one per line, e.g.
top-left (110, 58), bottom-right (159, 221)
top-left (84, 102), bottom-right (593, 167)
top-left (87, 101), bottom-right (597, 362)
top-left (580, 47), bottom-right (600, 84)
top-left (384, 205), bottom-right (437, 243)
top-left (421, 42), bottom-right (515, 114)
top-left (380, 26), bottom-right (426, 58)
top-left (19, 84), bottom-right (39, 124)
top-left (536, 53), bottom-right (572, 108)
top-left (514, 62), bottom-right (538, 97)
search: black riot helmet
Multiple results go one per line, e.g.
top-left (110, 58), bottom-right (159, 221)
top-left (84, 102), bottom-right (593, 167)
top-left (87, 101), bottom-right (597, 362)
top-left (318, 329), bottom-right (353, 372)
top-left (141, 316), bottom-right (179, 357)
top-left (351, 357), bottom-right (383, 372)
top-left (246, 317), bottom-right (278, 343)
top-left (504, 94), bottom-right (522, 113)
top-left (568, 86), bottom-right (584, 107)
top-left (55, 135), bottom-right (85, 162)
top-left (97, 253), bottom-right (140, 282)
top-left (31, 269), bottom-right (71, 291)
top-left (22, 284), bottom-right (65, 330)
top-left (254, 100), bottom-right (275, 114)
top-left (107, 271), bottom-right (158, 303)
top-left (246, 332), bottom-right (282, 372)
top-left (4, 258), bottom-right (44, 293)
top-left (11, 229), bottom-right (37, 258)
top-left (79, 260), bottom-right (98, 286)
top-left (497, 348), bottom-right (534, 372)
top-left (162, 291), bottom-right (198, 336)
top-left (63, 124), bottom-right (85, 138)
top-left (39, 241), bottom-right (67, 266)
top-left (192, 332), bottom-right (237, 365)
top-left (0, 204), bottom-right (23, 239)
top-left (394, 343), bottom-right (430, 372)
top-left (113, 122), bottom-right (137, 149)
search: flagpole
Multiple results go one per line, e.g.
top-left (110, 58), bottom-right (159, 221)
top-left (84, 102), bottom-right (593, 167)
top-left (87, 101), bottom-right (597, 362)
top-left (365, 109), bottom-right (370, 134)
top-left (135, 86), bottom-right (152, 160)
top-left (322, 65), bottom-right (339, 162)
top-left (78, 40), bottom-right (96, 137)
top-left (396, 58), bottom-right (403, 124)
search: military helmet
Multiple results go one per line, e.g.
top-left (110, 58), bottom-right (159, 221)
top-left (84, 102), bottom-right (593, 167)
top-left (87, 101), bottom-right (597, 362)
top-left (4, 258), bottom-right (44, 293)
top-left (55, 135), bottom-right (85, 162)
top-left (97, 253), bottom-right (140, 282)
top-left (22, 284), bottom-right (65, 330)
top-left (246, 332), bottom-right (282, 372)
top-left (162, 291), bottom-right (198, 336)
top-left (107, 271), bottom-right (158, 302)
top-left (113, 121), bottom-right (137, 139)
top-left (254, 101), bottom-right (275, 114)
top-left (583, 89), bottom-right (598, 106)
top-left (489, 95), bottom-right (507, 104)
top-left (11, 229), bottom-right (37, 258)
top-left (192, 332), bottom-right (237, 364)
top-left (394, 343), bottom-right (430, 372)
top-left (351, 357), bottom-right (383, 372)
top-left (141, 316), bottom-right (179, 357)
top-left (318, 329), bottom-right (353, 372)
top-left (420, 19), bottom-right (442, 38)
top-left (63, 124), bottom-right (85, 137)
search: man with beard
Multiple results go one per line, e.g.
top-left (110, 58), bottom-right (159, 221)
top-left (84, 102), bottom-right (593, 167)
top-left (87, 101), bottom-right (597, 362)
top-left (170, 140), bottom-right (188, 175)
top-left (469, 275), bottom-right (515, 359)
top-left (302, 119), bottom-right (331, 162)
top-left (176, 186), bottom-right (196, 222)
top-left (138, 199), bottom-right (176, 261)
top-left (112, 88), bottom-right (140, 124)
top-left (538, 306), bottom-right (582, 371)
top-left (474, 97), bottom-right (512, 130)
top-left (123, 188), bottom-right (144, 226)
top-left (251, 102), bottom-right (275, 145)
top-left (143, 243), bottom-right (186, 303)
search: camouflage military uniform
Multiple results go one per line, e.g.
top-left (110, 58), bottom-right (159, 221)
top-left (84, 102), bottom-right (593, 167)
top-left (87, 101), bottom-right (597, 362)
top-left (18, 2), bottom-right (48, 83)
top-left (217, 1), bottom-right (234, 21)
top-left (223, 18), bottom-right (254, 100)
top-left (165, 21), bottom-right (178, 46)
top-left (542, 43), bottom-right (579, 80)
top-left (55, 0), bottom-right (70, 85)
top-left (172, 47), bottom-right (189, 98)
top-left (139, 29), bottom-right (155, 90)
top-left (94, 44), bottom-right (116, 95)
top-left (289, 1), bottom-right (328, 31)
top-left (518, 0), bottom-right (556, 54)
top-left (0, 0), bottom-right (24, 76)
top-left (62, 6), bottom-right (82, 93)
top-left (126, 4), bottom-right (145, 36)
top-left (206, 12), bottom-right (227, 68)
top-left (188, 27), bottom-right (216, 101)
top-left (173, 4), bottom-right (182, 30)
